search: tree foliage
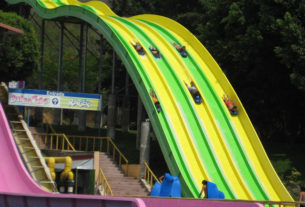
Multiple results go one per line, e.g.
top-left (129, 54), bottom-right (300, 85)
top-left (2, 0), bottom-right (302, 143)
top-left (0, 10), bottom-right (40, 82)
top-left (110, 0), bottom-right (305, 143)
top-left (274, 1), bottom-right (305, 91)
top-left (193, 0), bottom-right (305, 143)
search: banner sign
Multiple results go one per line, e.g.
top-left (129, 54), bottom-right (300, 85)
top-left (8, 89), bottom-right (102, 111)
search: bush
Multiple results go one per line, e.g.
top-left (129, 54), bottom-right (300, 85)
top-left (0, 10), bottom-right (40, 83)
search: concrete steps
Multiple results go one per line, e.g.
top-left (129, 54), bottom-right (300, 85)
top-left (98, 152), bottom-right (148, 196)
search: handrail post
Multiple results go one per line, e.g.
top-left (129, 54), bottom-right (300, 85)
top-left (56, 135), bottom-right (59, 150)
top-left (144, 162), bottom-right (159, 190)
top-left (62, 134), bottom-right (65, 150)
top-left (50, 135), bottom-right (53, 150)
top-left (96, 168), bottom-right (113, 196)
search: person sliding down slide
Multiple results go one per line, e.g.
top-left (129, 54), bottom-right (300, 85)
top-left (149, 46), bottom-right (161, 58)
top-left (131, 41), bottom-right (145, 55)
top-left (223, 95), bottom-right (238, 115)
top-left (199, 180), bottom-right (225, 199)
top-left (172, 42), bottom-right (188, 57)
top-left (185, 81), bottom-right (203, 104)
top-left (150, 89), bottom-right (161, 112)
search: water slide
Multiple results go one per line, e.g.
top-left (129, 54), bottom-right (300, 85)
top-left (5, 0), bottom-right (293, 202)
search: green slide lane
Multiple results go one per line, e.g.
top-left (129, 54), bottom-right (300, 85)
top-left (135, 19), bottom-right (269, 200)
top-left (101, 15), bottom-right (198, 196)
top-left (107, 16), bottom-right (235, 197)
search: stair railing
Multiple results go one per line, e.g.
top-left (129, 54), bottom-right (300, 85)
top-left (106, 137), bottom-right (129, 174)
top-left (35, 133), bottom-right (129, 175)
top-left (62, 134), bottom-right (76, 151)
top-left (33, 133), bottom-right (76, 152)
top-left (66, 135), bottom-right (129, 175)
top-left (96, 168), bottom-right (113, 196)
top-left (144, 162), bottom-right (160, 189)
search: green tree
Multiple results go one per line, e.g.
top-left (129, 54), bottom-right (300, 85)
top-left (196, 0), bottom-right (305, 142)
top-left (274, 0), bottom-right (305, 91)
top-left (0, 10), bottom-right (40, 83)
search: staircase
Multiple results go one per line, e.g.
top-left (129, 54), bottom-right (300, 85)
top-left (0, 83), bottom-right (57, 192)
top-left (98, 152), bottom-right (149, 196)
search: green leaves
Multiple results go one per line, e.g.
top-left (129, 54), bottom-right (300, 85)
top-left (191, 0), bottom-right (305, 144)
top-left (0, 10), bottom-right (39, 83)
top-left (274, 3), bottom-right (305, 91)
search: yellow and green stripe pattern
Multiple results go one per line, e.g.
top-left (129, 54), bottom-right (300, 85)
top-left (5, 0), bottom-right (293, 201)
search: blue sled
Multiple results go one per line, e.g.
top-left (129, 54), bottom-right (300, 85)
top-left (150, 173), bottom-right (181, 198)
top-left (207, 181), bottom-right (225, 199)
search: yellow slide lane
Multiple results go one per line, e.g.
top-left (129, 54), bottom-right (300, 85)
top-left (179, 24), bottom-right (291, 202)
top-left (101, 15), bottom-right (205, 191)
top-left (38, 0), bottom-right (59, 8)
top-left (135, 14), bottom-right (293, 201)
top-left (60, 0), bottom-right (117, 16)
top-left (129, 18), bottom-right (253, 199)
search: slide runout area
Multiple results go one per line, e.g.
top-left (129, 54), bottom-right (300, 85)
top-left (135, 17), bottom-right (272, 201)
top-left (134, 15), bottom-right (293, 201)
top-left (122, 17), bottom-right (252, 199)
